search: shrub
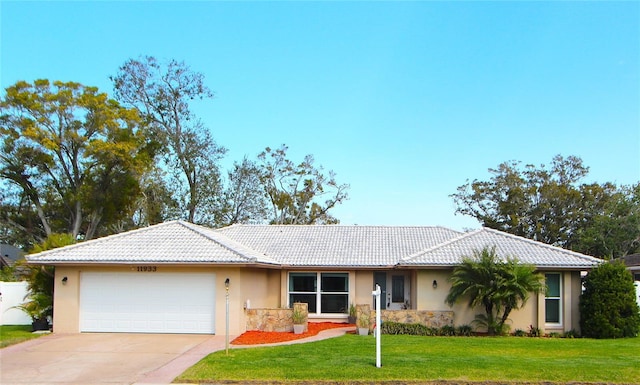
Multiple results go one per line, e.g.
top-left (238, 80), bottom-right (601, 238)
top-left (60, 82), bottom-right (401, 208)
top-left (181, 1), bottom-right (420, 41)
top-left (380, 321), bottom-right (436, 336)
top-left (580, 261), bottom-right (640, 338)
top-left (528, 325), bottom-right (541, 337)
top-left (563, 329), bottom-right (580, 338)
top-left (513, 329), bottom-right (527, 337)
top-left (380, 322), bottom-right (476, 337)
top-left (439, 325), bottom-right (456, 336)
top-left (456, 324), bottom-right (474, 336)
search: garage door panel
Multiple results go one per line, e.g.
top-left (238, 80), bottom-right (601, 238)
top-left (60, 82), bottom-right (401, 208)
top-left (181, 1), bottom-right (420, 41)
top-left (80, 272), bottom-right (216, 334)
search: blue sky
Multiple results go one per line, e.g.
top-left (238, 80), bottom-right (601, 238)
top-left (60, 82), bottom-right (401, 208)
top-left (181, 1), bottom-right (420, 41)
top-left (1, 1), bottom-right (638, 230)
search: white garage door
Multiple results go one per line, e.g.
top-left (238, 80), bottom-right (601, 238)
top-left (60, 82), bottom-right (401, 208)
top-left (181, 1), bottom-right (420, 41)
top-left (80, 272), bottom-right (216, 334)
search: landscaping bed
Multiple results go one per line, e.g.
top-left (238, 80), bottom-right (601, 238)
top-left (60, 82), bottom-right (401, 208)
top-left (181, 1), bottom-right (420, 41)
top-left (232, 322), bottom-right (354, 345)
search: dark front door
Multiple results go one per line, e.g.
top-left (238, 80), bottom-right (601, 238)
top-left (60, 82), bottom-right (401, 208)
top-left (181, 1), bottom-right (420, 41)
top-left (373, 272), bottom-right (387, 310)
top-left (392, 275), bottom-right (405, 304)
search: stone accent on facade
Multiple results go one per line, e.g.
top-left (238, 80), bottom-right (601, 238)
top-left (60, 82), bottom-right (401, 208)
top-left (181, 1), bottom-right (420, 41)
top-left (246, 304), bottom-right (453, 332)
top-left (293, 302), bottom-right (309, 332)
top-left (378, 309), bottom-right (454, 328)
top-left (245, 303), bottom-right (309, 332)
top-left (355, 304), bottom-right (373, 330)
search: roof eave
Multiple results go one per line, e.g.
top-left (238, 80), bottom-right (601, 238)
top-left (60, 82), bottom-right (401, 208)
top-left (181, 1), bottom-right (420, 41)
top-left (24, 259), bottom-right (281, 267)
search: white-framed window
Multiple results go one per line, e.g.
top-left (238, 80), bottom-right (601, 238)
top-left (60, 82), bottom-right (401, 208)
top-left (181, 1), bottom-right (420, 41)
top-left (545, 273), bottom-right (562, 325)
top-left (288, 272), bottom-right (349, 315)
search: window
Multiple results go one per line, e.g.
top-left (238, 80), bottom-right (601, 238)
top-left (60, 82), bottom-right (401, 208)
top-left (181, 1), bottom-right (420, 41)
top-left (545, 273), bottom-right (562, 324)
top-left (289, 272), bottom-right (349, 314)
top-left (289, 273), bottom-right (317, 312)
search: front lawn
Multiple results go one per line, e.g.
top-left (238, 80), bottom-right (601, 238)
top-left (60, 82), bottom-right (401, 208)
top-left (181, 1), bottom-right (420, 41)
top-left (0, 325), bottom-right (45, 348)
top-left (176, 334), bottom-right (640, 384)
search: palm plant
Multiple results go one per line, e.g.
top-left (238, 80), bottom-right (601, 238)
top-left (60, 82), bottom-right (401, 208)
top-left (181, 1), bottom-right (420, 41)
top-left (445, 246), bottom-right (544, 335)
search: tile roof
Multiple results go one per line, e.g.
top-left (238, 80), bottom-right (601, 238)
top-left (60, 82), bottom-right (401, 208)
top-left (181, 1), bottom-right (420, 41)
top-left (215, 225), bottom-right (462, 266)
top-left (26, 221), bottom-right (279, 265)
top-left (26, 221), bottom-right (601, 269)
top-left (402, 227), bottom-right (601, 268)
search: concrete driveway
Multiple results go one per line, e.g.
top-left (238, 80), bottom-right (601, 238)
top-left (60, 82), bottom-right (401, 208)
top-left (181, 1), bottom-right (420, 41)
top-left (0, 333), bottom-right (227, 384)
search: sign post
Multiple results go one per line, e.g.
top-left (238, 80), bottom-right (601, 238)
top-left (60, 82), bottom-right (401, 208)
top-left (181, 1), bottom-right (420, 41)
top-left (225, 278), bottom-right (230, 355)
top-left (372, 284), bottom-right (382, 368)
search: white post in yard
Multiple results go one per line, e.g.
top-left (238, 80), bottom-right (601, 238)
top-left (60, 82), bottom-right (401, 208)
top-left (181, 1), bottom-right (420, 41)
top-left (372, 284), bottom-right (382, 368)
top-left (225, 278), bottom-right (230, 355)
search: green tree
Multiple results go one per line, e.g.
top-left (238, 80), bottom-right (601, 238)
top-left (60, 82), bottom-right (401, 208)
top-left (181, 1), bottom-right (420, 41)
top-left (0, 80), bottom-right (152, 243)
top-left (451, 155), bottom-right (639, 258)
top-left (445, 247), bottom-right (545, 335)
top-left (214, 157), bottom-right (269, 226)
top-left (111, 56), bottom-right (226, 224)
top-left (573, 183), bottom-right (640, 259)
top-left (257, 145), bottom-right (349, 224)
top-left (580, 261), bottom-right (640, 338)
top-left (130, 167), bottom-right (180, 228)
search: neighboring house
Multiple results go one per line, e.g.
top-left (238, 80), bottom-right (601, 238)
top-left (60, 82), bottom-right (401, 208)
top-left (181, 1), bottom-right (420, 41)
top-left (618, 253), bottom-right (640, 282)
top-left (0, 244), bottom-right (24, 268)
top-left (617, 254), bottom-right (640, 307)
top-left (26, 221), bottom-right (601, 335)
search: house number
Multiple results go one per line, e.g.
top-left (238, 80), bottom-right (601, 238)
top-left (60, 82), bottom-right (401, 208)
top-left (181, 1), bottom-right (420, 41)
top-left (136, 266), bottom-right (157, 272)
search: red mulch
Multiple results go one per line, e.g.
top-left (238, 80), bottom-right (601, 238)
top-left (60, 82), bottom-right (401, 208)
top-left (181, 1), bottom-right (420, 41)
top-left (231, 322), bottom-right (355, 345)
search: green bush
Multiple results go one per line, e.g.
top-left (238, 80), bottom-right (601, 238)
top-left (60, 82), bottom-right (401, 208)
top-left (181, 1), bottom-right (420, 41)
top-left (380, 322), bottom-right (475, 337)
top-left (580, 261), bottom-right (640, 338)
top-left (439, 324), bottom-right (456, 336)
top-left (456, 324), bottom-right (474, 336)
top-left (563, 329), bottom-right (580, 339)
top-left (513, 329), bottom-right (527, 337)
top-left (528, 325), bottom-right (541, 337)
top-left (381, 322), bottom-right (435, 336)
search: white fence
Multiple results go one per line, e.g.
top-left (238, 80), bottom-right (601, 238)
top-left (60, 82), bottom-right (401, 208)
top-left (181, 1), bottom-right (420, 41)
top-left (0, 281), bottom-right (31, 325)
top-left (635, 281), bottom-right (640, 308)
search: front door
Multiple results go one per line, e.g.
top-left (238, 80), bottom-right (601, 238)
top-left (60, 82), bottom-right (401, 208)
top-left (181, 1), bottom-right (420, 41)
top-left (373, 272), bottom-right (410, 310)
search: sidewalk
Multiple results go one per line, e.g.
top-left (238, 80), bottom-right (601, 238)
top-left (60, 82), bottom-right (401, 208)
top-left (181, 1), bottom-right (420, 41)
top-left (136, 326), bottom-right (355, 384)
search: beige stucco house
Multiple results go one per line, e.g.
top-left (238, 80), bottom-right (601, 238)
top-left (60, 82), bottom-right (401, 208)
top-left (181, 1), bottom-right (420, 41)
top-left (26, 221), bottom-right (601, 336)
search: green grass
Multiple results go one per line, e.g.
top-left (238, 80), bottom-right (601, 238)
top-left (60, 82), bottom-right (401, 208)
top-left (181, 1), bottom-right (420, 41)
top-left (176, 334), bottom-right (640, 384)
top-left (0, 325), bottom-right (45, 348)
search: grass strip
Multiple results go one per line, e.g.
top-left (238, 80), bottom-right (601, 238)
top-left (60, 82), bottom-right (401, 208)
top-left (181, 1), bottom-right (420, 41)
top-left (0, 325), bottom-right (45, 348)
top-left (176, 334), bottom-right (639, 384)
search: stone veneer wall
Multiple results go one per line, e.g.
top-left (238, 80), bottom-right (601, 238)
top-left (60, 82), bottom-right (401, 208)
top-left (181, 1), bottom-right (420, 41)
top-left (380, 309), bottom-right (453, 328)
top-left (247, 304), bottom-right (453, 332)
top-left (356, 304), bottom-right (453, 330)
top-left (246, 303), bottom-right (308, 332)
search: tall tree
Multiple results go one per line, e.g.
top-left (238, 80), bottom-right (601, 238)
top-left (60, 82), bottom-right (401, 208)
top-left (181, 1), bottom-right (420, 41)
top-left (214, 157), bottom-right (269, 226)
top-left (257, 145), bottom-right (349, 224)
top-left (445, 247), bottom-right (545, 335)
top-left (451, 155), bottom-right (640, 258)
top-left (0, 80), bottom-right (151, 243)
top-left (573, 183), bottom-right (640, 258)
top-left (111, 56), bottom-right (226, 224)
